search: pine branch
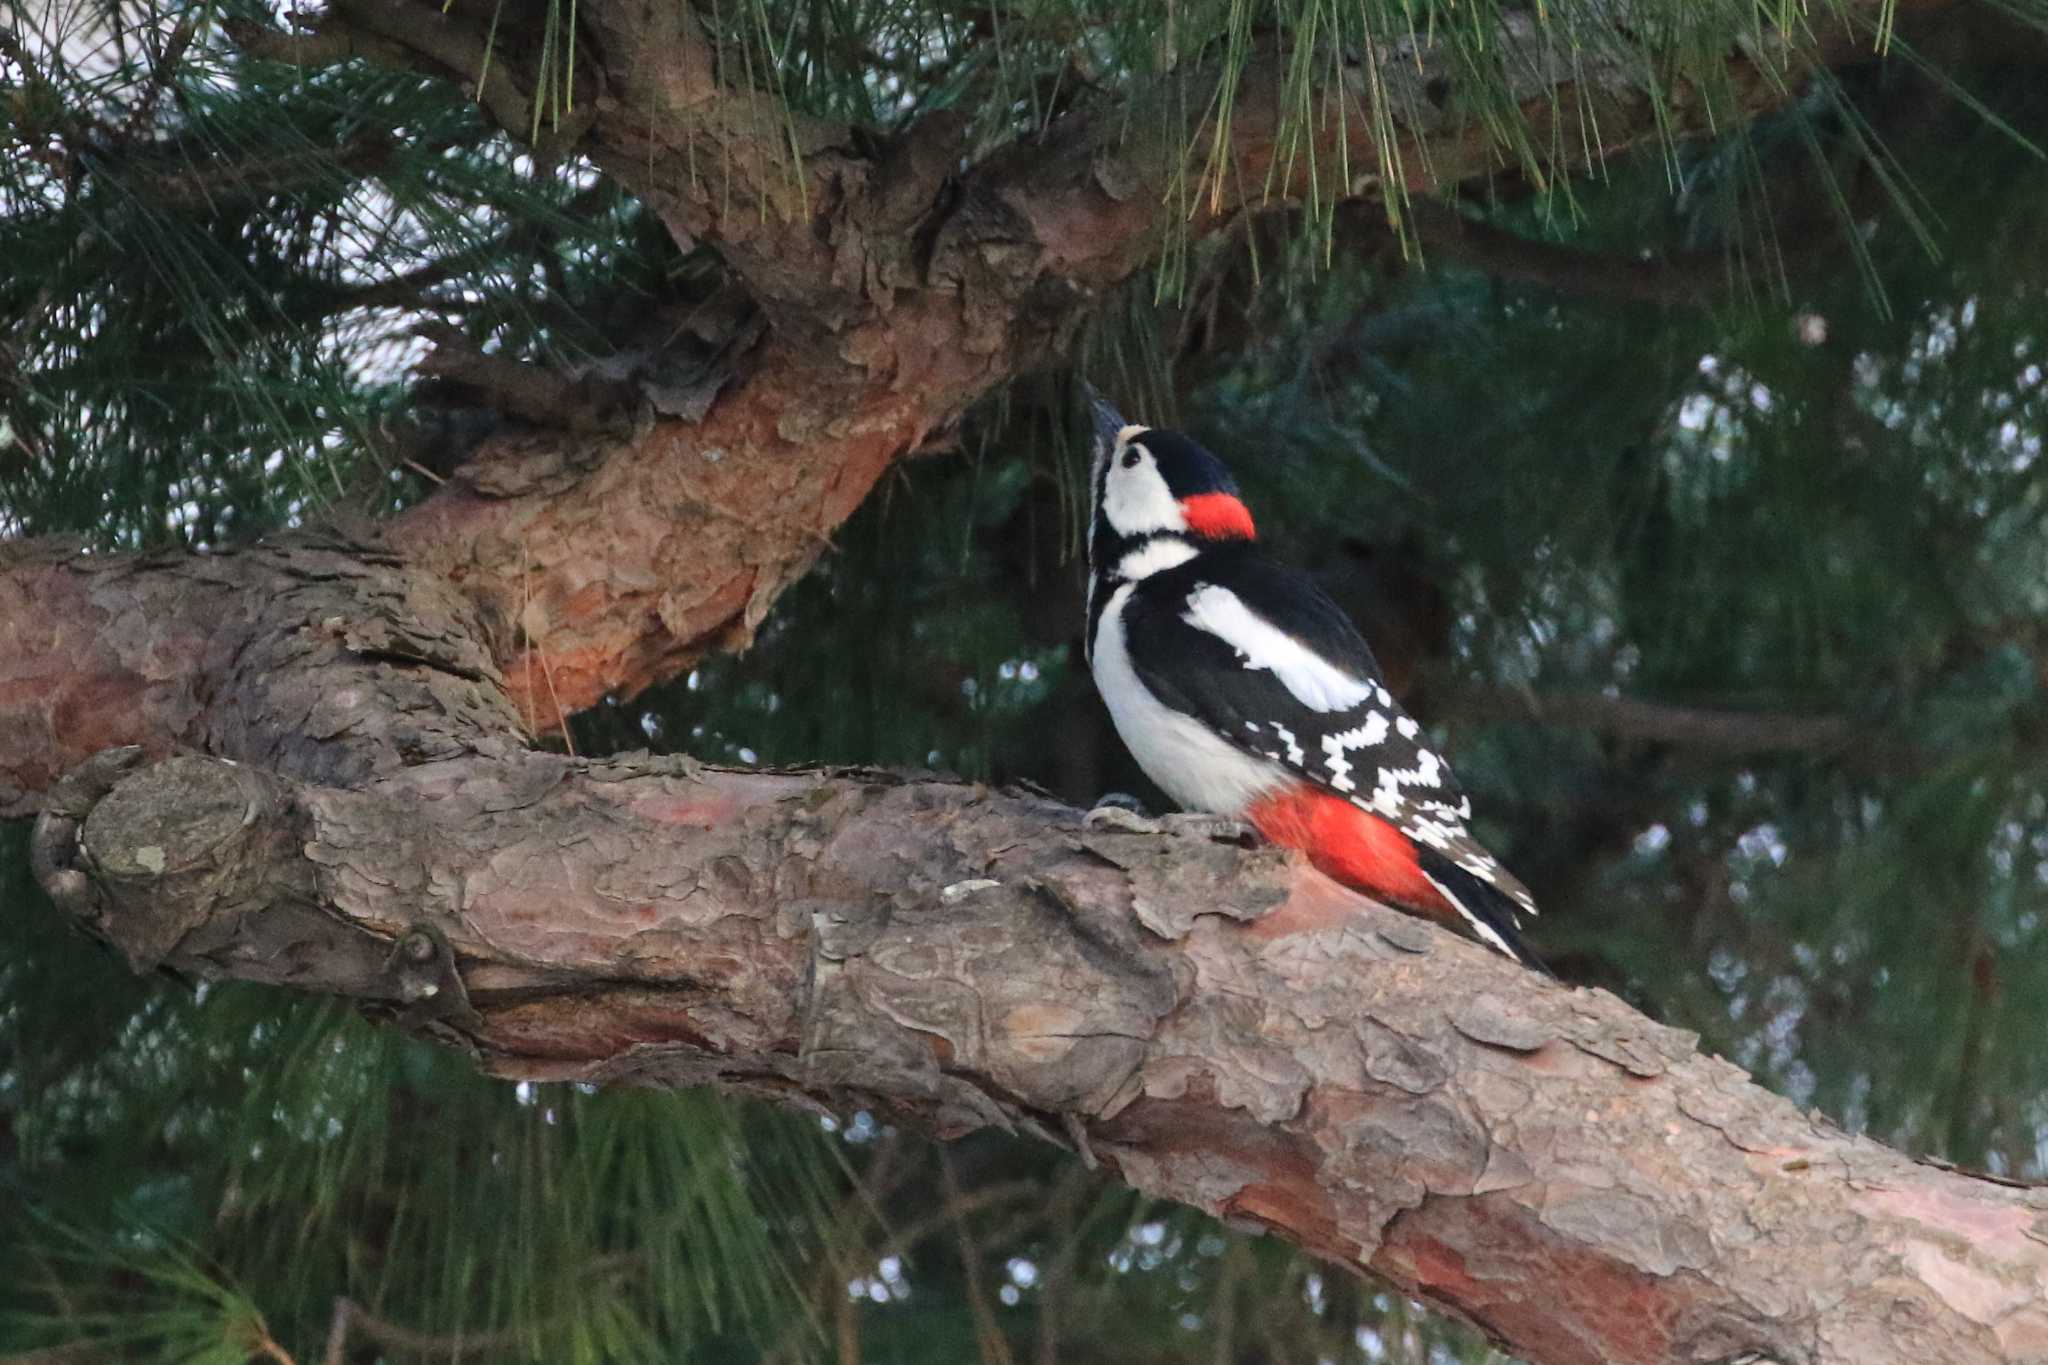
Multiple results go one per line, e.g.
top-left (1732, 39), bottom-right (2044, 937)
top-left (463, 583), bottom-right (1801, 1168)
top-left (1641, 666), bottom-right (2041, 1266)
top-left (107, 131), bottom-right (403, 211)
top-left (320, 1297), bottom-right (532, 1363)
top-left (304, 249), bottom-right (496, 318)
top-left (328, 0), bottom-right (586, 153)
top-left (220, 17), bottom-right (408, 71)
top-left (7, 530), bottom-right (2048, 1364)
top-left (412, 322), bottom-right (641, 435)
top-left (115, 16), bottom-right (198, 143)
top-left (19, 728), bottom-right (2048, 1365)
top-left (228, 2), bottom-right (593, 157)
top-left (285, 0), bottom-right (1959, 726)
top-left (1404, 199), bottom-right (1738, 308)
top-left (0, 29), bottom-right (63, 117)
top-left (1433, 683), bottom-right (1865, 755)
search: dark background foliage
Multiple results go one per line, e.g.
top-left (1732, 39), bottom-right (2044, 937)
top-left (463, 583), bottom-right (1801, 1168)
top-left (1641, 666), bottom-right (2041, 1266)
top-left (7, 0), bottom-right (2048, 1359)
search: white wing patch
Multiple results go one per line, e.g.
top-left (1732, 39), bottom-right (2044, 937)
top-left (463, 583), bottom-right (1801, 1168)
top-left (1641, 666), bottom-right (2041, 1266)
top-left (1181, 583), bottom-right (1376, 714)
top-left (1375, 747), bottom-right (1443, 804)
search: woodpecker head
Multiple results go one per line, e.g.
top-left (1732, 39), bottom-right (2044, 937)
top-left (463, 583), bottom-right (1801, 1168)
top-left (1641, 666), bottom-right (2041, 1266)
top-left (1086, 395), bottom-right (1257, 580)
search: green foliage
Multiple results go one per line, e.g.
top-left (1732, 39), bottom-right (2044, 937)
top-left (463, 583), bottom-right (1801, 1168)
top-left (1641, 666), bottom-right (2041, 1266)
top-left (12, 0), bottom-right (2016, 550)
top-left (1, 0), bottom-right (676, 546)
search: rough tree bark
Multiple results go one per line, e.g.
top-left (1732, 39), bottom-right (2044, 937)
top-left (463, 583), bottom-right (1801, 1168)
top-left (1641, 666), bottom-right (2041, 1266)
top-left (8, 4), bottom-right (2044, 1364)
top-left (27, 740), bottom-right (2048, 1365)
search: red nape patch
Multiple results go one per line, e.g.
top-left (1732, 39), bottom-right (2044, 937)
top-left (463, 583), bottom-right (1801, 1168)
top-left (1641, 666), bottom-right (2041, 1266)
top-left (1247, 785), bottom-right (1448, 915)
top-left (1179, 492), bottom-right (1257, 541)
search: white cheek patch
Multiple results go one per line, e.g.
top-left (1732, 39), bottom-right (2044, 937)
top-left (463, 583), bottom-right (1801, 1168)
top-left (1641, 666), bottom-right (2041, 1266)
top-left (1101, 447), bottom-right (1189, 538)
top-left (1180, 583), bottom-right (1376, 713)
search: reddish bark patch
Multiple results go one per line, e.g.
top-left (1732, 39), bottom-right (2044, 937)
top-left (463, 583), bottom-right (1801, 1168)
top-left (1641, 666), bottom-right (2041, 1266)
top-left (1240, 869), bottom-right (1367, 940)
top-left (0, 675), bottom-right (55, 711)
top-left (1389, 1223), bottom-right (1483, 1299)
top-left (819, 423), bottom-right (909, 528)
top-left (1014, 188), bottom-right (1155, 286)
top-left (1102, 1092), bottom-right (1309, 1171)
top-left (1224, 1180), bottom-right (1359, 1262)
top-left (480, 993), bottom-right (720, 1060)
top-left (1100, 1093), bottom-right (1359, 1254)
top-left (51, 669), bottom-right (157, 748)
top-left (1375, 1195), bottom-right (1683, 1365)
top-left (629, 793), bottom-right (740, 828)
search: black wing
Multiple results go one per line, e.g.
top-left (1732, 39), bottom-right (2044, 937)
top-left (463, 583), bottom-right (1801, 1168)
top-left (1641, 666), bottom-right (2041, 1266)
top-left (1122, 548), bottom-right (1538, 925)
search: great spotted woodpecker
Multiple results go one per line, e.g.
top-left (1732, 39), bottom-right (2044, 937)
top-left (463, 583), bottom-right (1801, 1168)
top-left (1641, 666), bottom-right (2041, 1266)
top-left (1083, 395), bottom-right (1541, 967)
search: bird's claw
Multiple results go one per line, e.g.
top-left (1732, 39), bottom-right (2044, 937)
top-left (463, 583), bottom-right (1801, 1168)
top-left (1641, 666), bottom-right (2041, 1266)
top-left (1083, 802), bottom-right (1256, 844)
top-left (1083, 801), bottom-right (1158, 833)
top-left (1156, 812), bottom-right (1257, 843)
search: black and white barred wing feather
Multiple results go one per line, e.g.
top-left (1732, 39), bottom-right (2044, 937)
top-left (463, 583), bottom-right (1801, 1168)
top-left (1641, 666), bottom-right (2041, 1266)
top-left (1121, 551), bottom-right (1538, 921)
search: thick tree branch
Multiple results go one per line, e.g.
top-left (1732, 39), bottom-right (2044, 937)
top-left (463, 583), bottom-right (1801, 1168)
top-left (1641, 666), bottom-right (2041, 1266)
top-left (98, 130), bottom-right (403, 212)
top-left (0, 535), bottom-right (521, 819)
top-left (28, 744), bottom-right (2048, 1365)
top-left (0, 536), bottom-right (1916, 821)
top-left (5, 515), bottom-right (2043, 1363)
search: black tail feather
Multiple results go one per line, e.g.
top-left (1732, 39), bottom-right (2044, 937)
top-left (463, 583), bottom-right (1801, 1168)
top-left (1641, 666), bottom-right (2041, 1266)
top-left (1414, 849), bottom-right (1552, 977)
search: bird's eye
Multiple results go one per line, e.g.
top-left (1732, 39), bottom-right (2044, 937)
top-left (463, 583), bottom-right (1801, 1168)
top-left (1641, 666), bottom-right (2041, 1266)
top-left (1120, 449), bottom-right (1142, 469)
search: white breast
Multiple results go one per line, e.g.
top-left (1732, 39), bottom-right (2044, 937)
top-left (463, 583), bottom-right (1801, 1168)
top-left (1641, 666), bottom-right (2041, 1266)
top-left (1091, 583), bottom-right (1286, 816)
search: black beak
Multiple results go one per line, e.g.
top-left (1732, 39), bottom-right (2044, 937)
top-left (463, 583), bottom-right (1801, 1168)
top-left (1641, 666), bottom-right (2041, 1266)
top-left (1083, 383), bottom-right (1128, 455)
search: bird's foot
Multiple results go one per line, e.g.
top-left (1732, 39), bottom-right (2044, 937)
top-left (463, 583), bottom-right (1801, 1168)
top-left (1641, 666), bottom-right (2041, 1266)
top-left (1083, 793), bottom-right (1155, 833)
top-left (1083, 799), bottom-right (1256, 843)
top-left (1157, 812), bottom-right (1258, 843)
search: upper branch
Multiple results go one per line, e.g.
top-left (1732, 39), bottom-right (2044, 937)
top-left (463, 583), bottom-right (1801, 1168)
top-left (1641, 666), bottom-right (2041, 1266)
top-left (123, 0), bottom-right (1948, 729)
